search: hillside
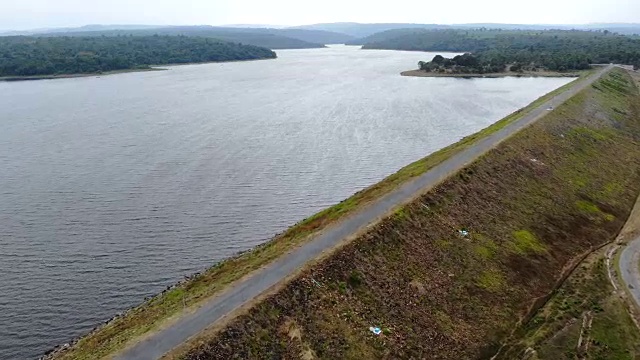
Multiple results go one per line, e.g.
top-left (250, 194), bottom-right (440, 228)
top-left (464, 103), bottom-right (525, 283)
top-left (0, 24), bottom-right (165, 36)
top-left (267, 28), bottom-right (354, 44)
top-left (461, 23), bottom-right (640, 35)
top-left (31, 26), bottom-right (344, 49)
top-left (180, 68), bottom-right (640, 359)
top-left (346, 28), bottom-right (432, 45)
top-left (4, 23), bottom-right (640, 43)
top-left (0, 35), bottom-right (277, 77)
top-left (292, 22), bottom-right (445, 38)
top-left (294, 22), bottom-right (640, 41)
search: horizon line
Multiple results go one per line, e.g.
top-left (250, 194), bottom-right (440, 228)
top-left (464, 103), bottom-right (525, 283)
top-left (2, 21), bottom-right (640, 34)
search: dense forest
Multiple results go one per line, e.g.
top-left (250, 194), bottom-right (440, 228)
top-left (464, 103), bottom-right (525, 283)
top-left (0, 35), bottom-right (277, 77)
top-left (364, 29), bottom-right (640, 71)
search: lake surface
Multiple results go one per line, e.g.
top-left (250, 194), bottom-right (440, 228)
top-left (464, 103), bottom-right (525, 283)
top-left (0, 45), bottom-right (571, 359)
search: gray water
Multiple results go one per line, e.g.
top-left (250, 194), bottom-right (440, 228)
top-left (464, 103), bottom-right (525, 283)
top-left (0, 45), bottom-right (571, 359)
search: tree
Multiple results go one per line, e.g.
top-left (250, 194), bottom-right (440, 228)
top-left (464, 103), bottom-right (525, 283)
top-left (431, 55), bottom-right (445, 64)
top-left (452, 53), bottom-right (479, 67)
top-left (510, 63), bottom-right (522, 72)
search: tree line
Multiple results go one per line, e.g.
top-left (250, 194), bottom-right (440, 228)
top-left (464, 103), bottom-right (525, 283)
top-left (0, 35), bottom-right (277, 77)
top-left (364, 29), bottom-right (640, 72)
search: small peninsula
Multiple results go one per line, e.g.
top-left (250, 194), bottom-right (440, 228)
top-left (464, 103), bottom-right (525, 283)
top-left (0, 35), bottom-right (277, 80)
top-left (403, 53), bottom-right (584, 78)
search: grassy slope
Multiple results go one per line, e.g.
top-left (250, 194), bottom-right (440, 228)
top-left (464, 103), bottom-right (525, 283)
top-left (50, 73), bottom-right (587, 359)
top-left (182, 69), bottom-right (640, 359)
top-left (501, 160), bottom-right (640, 360)
top-left (497, 254), bottom-right (640, 360)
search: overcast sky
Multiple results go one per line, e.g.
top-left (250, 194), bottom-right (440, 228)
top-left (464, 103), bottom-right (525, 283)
top-left (2, 0), bottom-right (639, 31)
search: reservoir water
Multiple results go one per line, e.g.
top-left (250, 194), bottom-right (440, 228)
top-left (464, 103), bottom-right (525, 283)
top-left (0, 45), bottom-right (571, 359)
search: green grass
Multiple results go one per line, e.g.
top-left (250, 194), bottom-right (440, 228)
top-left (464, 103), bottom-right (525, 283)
top-left (589, 304), bottom-right (640, 360)
top-left (473, 234), bottom-right (499, 260)
top-left (477, 269), bottom-right (506, 291)
top-left (575, 200), bottom-right (616, 222)
top-left (576, 200), bottom-right (602, 214)
top-left (51, 68), bottom-right (596, 360)
top-left (474, 244), bottom-right (494, 259)
top-left (511, 230), bottom-right (546, 255)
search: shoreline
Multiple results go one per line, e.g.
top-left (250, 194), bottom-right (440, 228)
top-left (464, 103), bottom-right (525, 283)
top-left (0, 68), bottom-right (165, 82)
top-left (401, 69), bottom-right (583, 78)
top-left (155, 56), bottom-right (276, 68)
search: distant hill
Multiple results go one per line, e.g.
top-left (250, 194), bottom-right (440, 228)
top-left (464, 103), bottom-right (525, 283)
top-left (346, 28), bottom-right (432, 45)
top-left (361, 29), bottom-right (640, 71)
top-left (31, 26), bottom-right (327, 49)
top-left (291, 22), bottom-right (447, 38)
top-left (578, 23), bottom-right (640, 35)
top-left (4, 25), bottom-right (355, 49)
top-left (275, 29), bottom-right (354, 44)
top-left (0, 24), bottom-right (165, 36)
top-left (189, 27), bottom-right (354, 44)
top-left (223, 24), bottom-right (286, 29)
top-left (294, 22), bottom-right (640, 42)
top-left (4, 23), bottom-right (639, 49)
top-left (457, 23), bottom-right (640, 35)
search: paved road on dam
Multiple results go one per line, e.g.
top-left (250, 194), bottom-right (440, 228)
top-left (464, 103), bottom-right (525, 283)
top-left (116, 65), bottom-right (614, 360)
top-left (619, 236), bottom-right (640, 309)
top-left (616, 69), bottom-right (640, 314)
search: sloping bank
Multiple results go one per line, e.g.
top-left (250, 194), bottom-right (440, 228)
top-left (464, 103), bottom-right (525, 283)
top-left (181, 68), bottom-right (640, 359)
